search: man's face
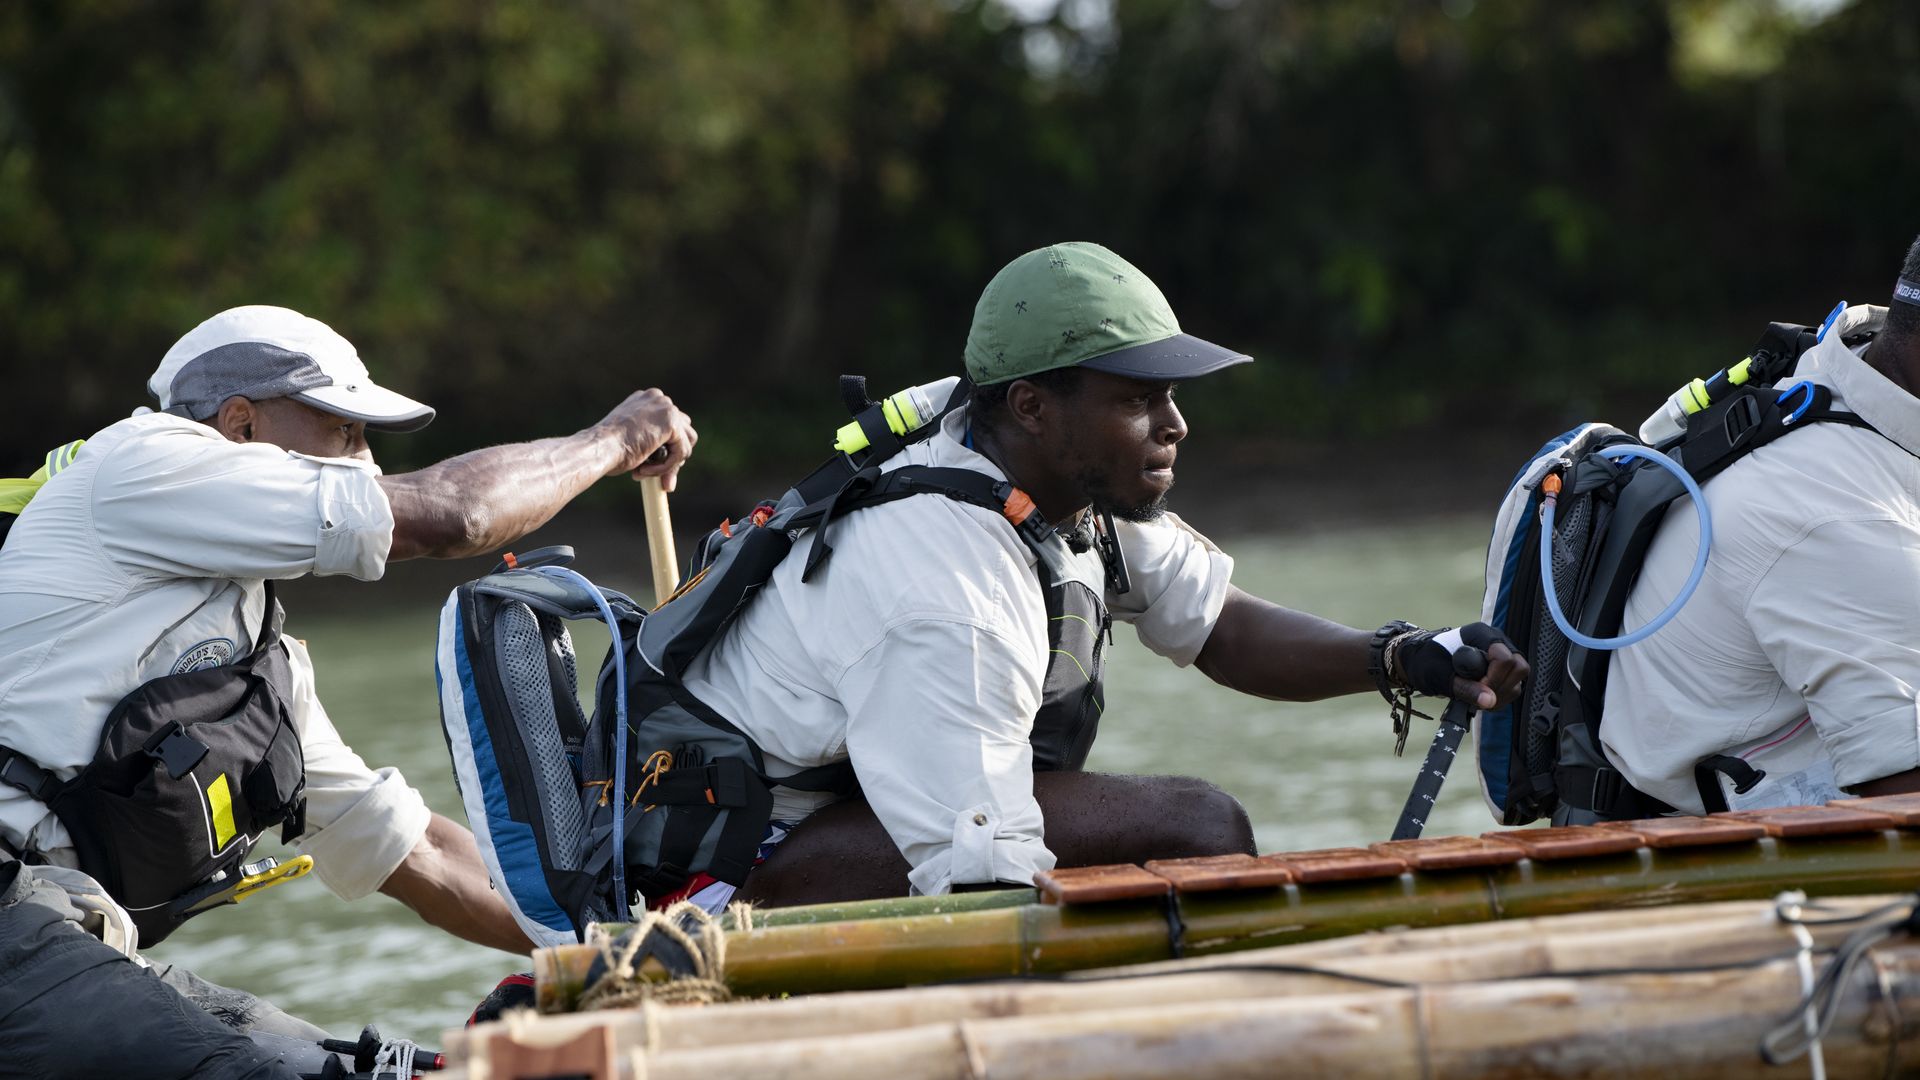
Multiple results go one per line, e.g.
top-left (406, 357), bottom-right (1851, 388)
top-left (1047, 370), bottom-right (1188, 522)
top-left (241, 397), bottom-right (373, 463)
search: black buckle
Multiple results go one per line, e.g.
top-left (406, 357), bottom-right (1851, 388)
top-left (144, 723), bottom-right (209, 780)
top-left (0, 750), bottom-right (58, 803)
top-left (1588, 767), bottom-right (1627, 814)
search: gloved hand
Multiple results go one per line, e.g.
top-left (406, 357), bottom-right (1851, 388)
top-left (1393, 623), bottom-right (1528, 710)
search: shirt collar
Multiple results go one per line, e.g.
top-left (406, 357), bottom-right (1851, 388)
top-left (1810, 304), bottom-right (1920, 457)
top-left (932, 407), bottom-right (1009, 481)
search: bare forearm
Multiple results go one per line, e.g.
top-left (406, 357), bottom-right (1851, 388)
top-left (378, 429), bottom-right (622, 561)
top-left (1193, 587), bottom-right (1374, 701)
top-left (379, 812), bottom-right (535, 955)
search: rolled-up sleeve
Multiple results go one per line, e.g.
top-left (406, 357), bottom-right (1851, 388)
top-left (1750, 518), bottom-right (1920, 790)
top-left (94, 427), bottom-right (392, 583)
top-left (837, 618), bottom-right (1055, 896)
top-left (1110, 513), bottom-right (1234, 666)
top-left (281, 638), bottom-right (430, 899)
top-left (303, 453), bottom-right (393, 579)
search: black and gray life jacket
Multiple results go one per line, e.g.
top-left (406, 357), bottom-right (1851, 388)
top-left (0, 582), bottom-right (308, 945)
top-left (436, 376), bottom-right (1116, 946)
top-left (1474, 314), bottom-right (1890, 826)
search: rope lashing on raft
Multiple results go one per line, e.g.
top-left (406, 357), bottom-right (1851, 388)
top-left (369, 1036), bottom-right (418, 1078)
top-left (577, 901), bottom-right (756, 1009)
top-left (1761, 889), bottom-right (1920, 1077)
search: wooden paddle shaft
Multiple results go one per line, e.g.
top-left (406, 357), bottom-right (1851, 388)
top-left (640, 476), bottom-right (678, 605)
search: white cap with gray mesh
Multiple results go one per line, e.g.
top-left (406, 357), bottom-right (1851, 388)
top-left (148, 305), bottom-right (435, 432)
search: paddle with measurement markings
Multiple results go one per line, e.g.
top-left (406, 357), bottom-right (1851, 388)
top-left (1390, 698), bottom-right (1477, 841)
top-left (1390, 643), bottom-right (1490, 841)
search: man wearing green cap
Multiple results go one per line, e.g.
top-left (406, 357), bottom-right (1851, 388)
top-left (671, 243), bottom-right (1527, 908)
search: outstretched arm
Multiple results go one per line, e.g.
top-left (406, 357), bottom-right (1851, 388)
top-left (379, 388), bottom-right (697, 561)
top-left (1193, 586), bottom-right (1528, 708)
top-left (378, 812), bottom-right (534, 955)
top-left (1192, 588), bottom-right (1375, 701)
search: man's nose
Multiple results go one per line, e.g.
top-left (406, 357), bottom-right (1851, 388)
top-left (1158, 401), bottom-right (1188, 444)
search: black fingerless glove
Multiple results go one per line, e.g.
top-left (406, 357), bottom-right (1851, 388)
top-left (1393, 623), bottom-right (1512, 698)
top-left (1372, 622), bottom-right (1516, 754)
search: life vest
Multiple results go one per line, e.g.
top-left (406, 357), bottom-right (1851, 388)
top-left (0, 439), bottom-right (85, 552)
top-left (435, 376), bottom-right (1115, 947)
top-left (1474, 314), bottom-right (1888, 826)
top-left (0, 582), bottom-right (308, 945)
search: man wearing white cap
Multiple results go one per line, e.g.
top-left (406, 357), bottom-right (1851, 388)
top-left (0, 305), bottom-right (695, 1074)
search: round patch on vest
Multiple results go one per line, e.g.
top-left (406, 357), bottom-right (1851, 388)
top-left (172, 638), bottom-right (237, 674)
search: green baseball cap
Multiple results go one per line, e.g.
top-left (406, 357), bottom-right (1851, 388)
top-left (964, 242), bottom-right (1252, 385)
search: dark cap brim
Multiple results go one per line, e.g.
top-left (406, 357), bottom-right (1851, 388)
top-left (1076, 333), bottom-right (1252, 381)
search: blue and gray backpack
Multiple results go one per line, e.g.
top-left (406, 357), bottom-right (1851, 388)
top-left (432, 375), bottom-right (1105, 946)
top-left (1473, 312), bottom-right (1884, 826)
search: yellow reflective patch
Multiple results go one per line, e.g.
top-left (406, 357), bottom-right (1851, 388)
top-left (208, 773), bottom-right (237, 850)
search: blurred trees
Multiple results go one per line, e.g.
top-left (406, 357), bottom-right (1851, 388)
top-left (2, 0), bottom-right (1916, 487)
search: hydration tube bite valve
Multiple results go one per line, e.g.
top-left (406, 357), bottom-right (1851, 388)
top-left (1538, 445), bottom-right (1713, 651)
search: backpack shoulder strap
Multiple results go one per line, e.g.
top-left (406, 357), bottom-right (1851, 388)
top-left (797, 464), bottom-right (1065, 582)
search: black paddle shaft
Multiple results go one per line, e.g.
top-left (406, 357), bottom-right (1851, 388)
top-left (1390, 698), bottom-right (1476, 841)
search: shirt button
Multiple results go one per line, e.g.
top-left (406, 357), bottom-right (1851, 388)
top-left (972, 813), bottom-right (988, 826)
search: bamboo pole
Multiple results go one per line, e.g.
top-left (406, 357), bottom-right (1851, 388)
top-left (638, 476), bottom-right (676, 606)
top-left (467, 939), bottom-right (1920, 1080)
top-left (536, 829), bottom-right (1920, 1005)
top-left (450, 897), bottom-right (1891, 1062)
top-left (723, 887), bottom-right (1036, 929)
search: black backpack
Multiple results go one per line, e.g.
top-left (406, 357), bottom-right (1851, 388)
top-left (1475, 317), bottom-right (1884, 826)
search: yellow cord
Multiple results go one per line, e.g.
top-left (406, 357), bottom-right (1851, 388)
top-left (630, 750), bottom-right (674, 808)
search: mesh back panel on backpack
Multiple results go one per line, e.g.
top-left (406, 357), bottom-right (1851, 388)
top-left (494, 602), bottom-right (584, 872)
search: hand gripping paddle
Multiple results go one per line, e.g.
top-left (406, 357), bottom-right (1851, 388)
top-left (1388, 647), bottom-right (1487, 841)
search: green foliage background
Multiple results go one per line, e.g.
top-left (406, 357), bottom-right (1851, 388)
top-left (4, 0), bottom-right (1918, 492)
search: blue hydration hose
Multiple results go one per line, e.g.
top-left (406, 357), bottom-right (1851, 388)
top-left (1539, 444), bottom-right (1712, 651)
top-left (532, 565), bottom-right (633, 922)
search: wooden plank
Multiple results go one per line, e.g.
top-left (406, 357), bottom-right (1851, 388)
top-left (1143, 853), bottom-right (1294, 893)
top-left (478, 1023), bottom-right (615, 1080)
top-left (1034, 863), bottom-right (1169, 905)
top-left (1828, 792), bottom-right (1920, 826)
top-left (1718, 805), bottom-right (1898, 838)
top-left (1258, 847), bottom-right (1408, 884)
top-left (1595, 817), bottom-right (1767, 848)
top-left (1481, 826), bottom-right (1646, 860)
top-left (1371, 836), bottom-right (1528, 871)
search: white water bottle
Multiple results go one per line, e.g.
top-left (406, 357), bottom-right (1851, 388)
top-left (833, 376), bottom-right (962, 454)
top-left (1637, 389), bottom-right (1694, 446)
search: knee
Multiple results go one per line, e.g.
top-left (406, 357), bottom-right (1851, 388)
top-left (1138, 775), bottom-right (1256, 857)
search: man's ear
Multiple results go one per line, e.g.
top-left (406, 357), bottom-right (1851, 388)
top-left (214, 396), bottom-right (256, 443)
top-left (1004, 379), bottom-right (1049, 437)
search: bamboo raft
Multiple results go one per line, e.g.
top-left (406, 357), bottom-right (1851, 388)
top-left (449, 896), bottom-right (1920, 1079)
top-left (444, 794), bottom-right (1920, 1078)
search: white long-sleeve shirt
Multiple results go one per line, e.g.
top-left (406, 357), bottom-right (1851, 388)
top-left (682, 409), bottom-right (1233, 895)
top-left (0, 413), bottom-right (430, 900)
top-left (1604, 304), bottom-right (1920, 812)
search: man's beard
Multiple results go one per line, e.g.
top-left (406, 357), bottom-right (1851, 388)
top-left (1074, 464), bottom-right (1170, 523)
